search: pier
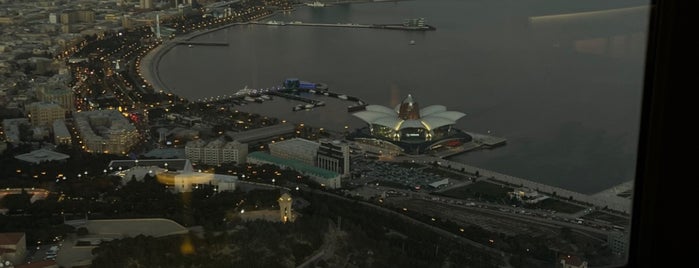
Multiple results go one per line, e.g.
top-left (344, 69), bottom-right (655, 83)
top-left (175, 41), bottom-right (229, 46)
top-left (431, 133), bottom-right (507, 158)
top-left (252, 21), bottom-right (436, 31)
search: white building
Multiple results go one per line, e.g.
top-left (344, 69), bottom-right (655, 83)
top-left (269, 138), bottom-right (319, 166)
top-left (185, 139), bottom-right (248, 165)
top-left (316, 139), bottom-right (350, 176)
top-left (109, 159), bottom-right (237, 193)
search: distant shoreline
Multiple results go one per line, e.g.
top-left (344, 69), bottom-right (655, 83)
top-left (139, 12), bottom-right (281, 95)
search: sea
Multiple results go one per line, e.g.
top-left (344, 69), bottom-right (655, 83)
top-left (154, 0), bottom-right (650, 194)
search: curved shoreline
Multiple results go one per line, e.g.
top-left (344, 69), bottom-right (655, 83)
top-left (139, 12), bottom-right (281, 95)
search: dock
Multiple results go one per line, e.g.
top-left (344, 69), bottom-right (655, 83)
top-left (176, 41), bottom-right (229, 46)
top-left (431, 133), bottom-right (507, 158)
top-left (252, 21), bottom-right (436, 31)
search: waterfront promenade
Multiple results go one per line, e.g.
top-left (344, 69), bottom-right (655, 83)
top-left (391, 155), bottom-right (633, 213)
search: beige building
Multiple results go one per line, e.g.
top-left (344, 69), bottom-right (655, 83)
top-left (0, 232), bottom-right (26, 266)
top-left (37, 86), bottom-right (74, 111)
top-left (27, 102), bottom-right (65, 127)
top-left (74, 110), bottom-right (139, 154)
top-left (185, 139), bottom-right (248, 165)
top-left (278, 193), bottom-right (295, 223)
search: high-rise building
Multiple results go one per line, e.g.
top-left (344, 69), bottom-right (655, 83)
top-left (26, 102), bottom-right (64, 127)
top-left (608, 231), bottom-right (629, 256)
top-left (317, 139), bottom-right (350, 176)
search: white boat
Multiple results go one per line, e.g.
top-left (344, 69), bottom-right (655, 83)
top-left (244, 96), bottom-right (256, 102)
top-left (305, 1), bottom-right (325, 7)
top-left (260, 95), bottom-right (271, 100)
top-left (409, 40), bottom-right (415, 45)
top-left (338, 94), bottom-right (348, 100)
top-left (304, 104), bottom-right (315, 109)
top-left (316, 101), bottom-right (325, 106)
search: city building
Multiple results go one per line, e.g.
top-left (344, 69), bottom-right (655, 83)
top-left (26, 102), bottom-right (64, 127)
top-left (185, 139), bottom-right (248, 165)
top-left (0, 232), bottom-right (26, 266)
top-left (269, 138), bottom-right (319, 166)
top-left (52, 119), bottom-right (71, 145)
top-left (247, 151), bottom-right (341, 189)
top-left (278, 193), bottom-right (295, 223)
top-left (73, 109), bottom-right (139, 154)
top-left (15, 149), bottom-right (70, 164)
top-left (608, 231), bottom-right (629, 255)
top-left (2, 119), bottom-right (28, 144)
top-left (37, 86), bottom-right (74, 111)
top-left (140, 0), bottom-right (153, 10)
top-left (351, 94), bottom-right (471, 154)
top-left (316, 139), bottom-right (350, 176)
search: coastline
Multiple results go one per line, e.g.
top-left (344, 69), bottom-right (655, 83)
top-left (139, 12), bottom-right (281, 95)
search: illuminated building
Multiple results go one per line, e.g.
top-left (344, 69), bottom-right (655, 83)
top-left (185, 139), bottom-right (248, 165)
top-left (26, 102), bottom-right (64, 127)
top-left (351, 94), bottom-right (471, 154)
top-left (73, 110), bottom-right (139, 154)
top-left (278, 193), bottom-right (294, 223)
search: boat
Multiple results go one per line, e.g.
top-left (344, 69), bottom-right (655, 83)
top-left (305, 1), bottom-right (325, 7)
top-left (316, 101), bottom-right (325, 106)
top-left (304, 104), bottom-right (315, 109)
top-left (293, 104), bottom-right (305, 111)
top-left (409, 40), bottom-right (415, 45)
top-left (338, 94), bottom-right (348, 100)
top-left (244, 96), bottom-right (256, 102)
top-left (323, 92), bottom-right (330, 96)
top-left (309, 89), bottom-right (316, 94)
top-left (188, 44), bottom-right (193, 48)
top-left (260, 95), bottom-right (271, 100)
top-left (235, 85), bottom-right (253, 96)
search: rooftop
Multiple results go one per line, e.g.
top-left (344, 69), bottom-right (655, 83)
top-left (225, 123), bottom-right (295, 143)
top-left (108, 159), bottom-right (192, 172)
top-left (0, 232), bottom-right (24, 245)
top-left (14, 149), bottom-right (70, 164)
top-left (248, 151), bottom-right (339, 179)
